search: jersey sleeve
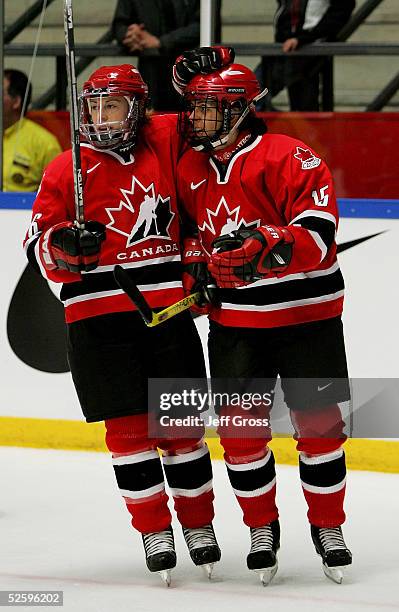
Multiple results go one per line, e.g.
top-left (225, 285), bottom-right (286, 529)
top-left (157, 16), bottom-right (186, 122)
top-left (23, 152), bottom-right (81, 284)
top-left (146, 113), bottom-right (183, 178)
top-left (270, 140), bottom-right (338, 275)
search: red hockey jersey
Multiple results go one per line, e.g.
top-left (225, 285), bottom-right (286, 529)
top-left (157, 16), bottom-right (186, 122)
top-left (177, 132), bottom-right (345, 328)
top-left (24, 114), bottom-right (184, 323)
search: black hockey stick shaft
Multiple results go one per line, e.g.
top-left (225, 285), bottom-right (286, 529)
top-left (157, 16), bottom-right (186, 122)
top-left (63, 0), bottom-right (84, 228)
top-left (113, 265), bottom-right (154, 325)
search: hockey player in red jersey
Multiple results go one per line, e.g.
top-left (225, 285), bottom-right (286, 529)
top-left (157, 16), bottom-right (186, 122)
top-left (173, 47), bottom-right (352, 585)
top-left (23, 64), bottom-right (220, 585)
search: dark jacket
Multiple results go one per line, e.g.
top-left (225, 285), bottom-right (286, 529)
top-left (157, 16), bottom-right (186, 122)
top-left (112, 0), bottom-right (202, 54)
top-left (275, 0), bottom-right (356, 46)
top-left (112, 0), bottom-right (221, 110)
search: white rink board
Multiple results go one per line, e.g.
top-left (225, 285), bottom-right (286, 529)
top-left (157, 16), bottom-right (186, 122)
top-left (1, 209), bottom-right (398, 420)
top-left (0, 209), bottom-right (83, 421)
top-left (338, 218), bottom-right (399, 377)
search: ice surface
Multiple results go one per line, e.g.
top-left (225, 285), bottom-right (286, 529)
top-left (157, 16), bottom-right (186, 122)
top-left (0, 447), bottom-right (398, 611)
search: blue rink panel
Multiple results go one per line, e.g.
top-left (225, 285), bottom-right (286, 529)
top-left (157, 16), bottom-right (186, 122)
top-left (0, 192), bottom-right (399, 219)
top-left (0, 193), bottom-right (36, 210)
top-left (338, 199), bottom-right (399, 219)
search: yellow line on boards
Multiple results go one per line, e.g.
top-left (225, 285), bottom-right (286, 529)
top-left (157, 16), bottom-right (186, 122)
top-left (0, 416), bottom-right (106, 452)
top-left (1, 416), bottom-right (398, 474)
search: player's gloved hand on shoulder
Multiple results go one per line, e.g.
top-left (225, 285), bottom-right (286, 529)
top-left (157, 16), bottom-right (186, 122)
top-left (209, 225), bottom-right (294, 288)
top-left (173, 46), bottom-right (235, 94)
top-left (182, 236), bottom-right (218, 315)
top-left (44, 220), bottom-right (106, 274)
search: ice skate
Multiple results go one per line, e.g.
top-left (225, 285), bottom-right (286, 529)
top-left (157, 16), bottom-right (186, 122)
top-left (182, 524), bottom-right (221, 579)
top-left (142, 526), bottom-right (177, 586)
top-left (247, 520), bottom-right (280, 586)
top-left (311, 525), bottom-right (352, 584)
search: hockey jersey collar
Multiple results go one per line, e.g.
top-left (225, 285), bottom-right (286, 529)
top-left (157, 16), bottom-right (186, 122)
top-left (80, 142), bottom-right (135, 165)
top-left (209, 134), bottom-right (263, 184)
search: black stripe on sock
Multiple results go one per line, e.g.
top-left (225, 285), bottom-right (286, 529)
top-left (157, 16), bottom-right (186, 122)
top-left (113, 457), bottom-right (164, 492)
top-left (226, 451), bottom-right (275, 492)
top-left (163, 451), bottom-right (212, 490)
top-left (299, 451), bottom-right (346, 488)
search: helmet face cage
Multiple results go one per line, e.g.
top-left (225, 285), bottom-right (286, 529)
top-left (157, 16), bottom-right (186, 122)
top-left (79, 89), bottom-right (145, 151)
top-left (178, 93), bottom-right (246, 151)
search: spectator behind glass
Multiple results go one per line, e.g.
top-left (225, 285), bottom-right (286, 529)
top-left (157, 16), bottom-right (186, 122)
top-left (3, 69), bottom-right (62, 192)
top-left (112, 0), bottom-right (222, 111)
top-left (258, 0), bottom-right (355, 111)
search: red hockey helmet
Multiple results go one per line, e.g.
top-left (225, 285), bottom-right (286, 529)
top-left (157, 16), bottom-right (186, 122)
top-left (178, 63), bottom-right (267, 151)
top-left (79, 64), bottom-right (148, 151)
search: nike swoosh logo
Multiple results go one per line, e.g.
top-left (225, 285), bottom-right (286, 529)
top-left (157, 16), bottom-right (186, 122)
top-left (318, 382), bottom-right (332, 392)
top-left (87, 162), bottom-right (101, 174)
top-left (191, 179), bottom-right (207, 191)
top-left (337, 231), bottom-right (385, 253)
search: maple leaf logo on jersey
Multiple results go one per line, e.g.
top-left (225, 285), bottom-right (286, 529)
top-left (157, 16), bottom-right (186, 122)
top-left (294, 146), bottom-right (321, 170)
top-left (105, 176), bottom-right (175, 247)
top-left (198, 196), bottom-right (260, 248)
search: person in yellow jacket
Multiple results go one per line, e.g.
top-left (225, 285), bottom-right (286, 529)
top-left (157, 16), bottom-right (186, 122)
top-left (3, 69), bottom-right (62, 192)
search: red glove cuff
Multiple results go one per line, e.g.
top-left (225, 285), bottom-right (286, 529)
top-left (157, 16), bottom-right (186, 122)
top-left (212, 45), bottom-right (236, 67)
top-left (39, 221), bottom-right (75, 272)
top-left (182, 237), bottom-right (212, 314)
top-left (257, 225), bottom-right (294, 251)
top-left (182, 237), bottom-right (207, 265)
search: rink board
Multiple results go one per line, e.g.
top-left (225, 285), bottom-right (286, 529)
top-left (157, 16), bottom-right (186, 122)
top-left (1, 195), bottom-right (398, 472)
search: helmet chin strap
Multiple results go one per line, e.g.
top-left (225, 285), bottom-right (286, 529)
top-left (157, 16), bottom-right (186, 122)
top-left (193, 87), bottom-right (269, 152)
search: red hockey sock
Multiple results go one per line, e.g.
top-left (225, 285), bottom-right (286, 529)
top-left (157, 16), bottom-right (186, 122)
top-left (292, 406), bottom-right (347, 526)
top-left (299, 447), bottom-right (347, 527)
top-left (105, 415), bottom-right (172, 533)
top-left (161, 441), bottom-right (215, 528)
top-left (220, 435), bottom-right (278, 527)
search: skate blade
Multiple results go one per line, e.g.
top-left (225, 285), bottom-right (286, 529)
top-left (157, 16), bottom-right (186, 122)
top-left (253, 562), bottom-right (278, 586)
top-left (201, 562), bottom-right (216, 580)
top-left (158, 569), bottom-right (172, 587)
top-left (322, 564), bottom-right (347, 584)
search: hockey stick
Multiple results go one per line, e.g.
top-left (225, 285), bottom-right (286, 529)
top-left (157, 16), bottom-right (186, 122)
top-left (63, 0), bottom-right (84, 228)
top-left (113, 264), bottom-right (203, 327)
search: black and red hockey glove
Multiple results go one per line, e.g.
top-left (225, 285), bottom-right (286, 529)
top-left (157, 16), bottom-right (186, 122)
top-left (173, 46), bottom-right (235, 94)
top-left (209, 225), bottom-right (294, 288)
top-left (43, 220), bottom-right (106, 274)
top-left (182, 237), bottom-right (219, 314)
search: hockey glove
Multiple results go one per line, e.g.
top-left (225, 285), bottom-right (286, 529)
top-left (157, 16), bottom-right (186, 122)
top-left (182, 237), bottom-right (219, 314)
top-left (209, 225), bottom-right (294, 288)
top-left (173, 46), bottom-right (235, 94)
top-left (43, 220), bottom-right (106, 274)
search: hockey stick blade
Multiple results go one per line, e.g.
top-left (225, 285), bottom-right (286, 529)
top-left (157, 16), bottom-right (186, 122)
top-left (113, 265), bottom-right (203, 327)
top-left (152, 292), bottom-right (202, 326)
top-left (113, 265), bottom-right (154, 325)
